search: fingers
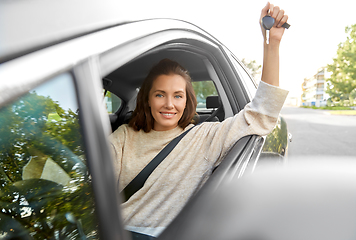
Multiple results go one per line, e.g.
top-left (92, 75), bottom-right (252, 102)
top-left (260, 2), bottom-right (270, 27)
top-left (262, 3), bottom-right (288, 28)
top-left (269, 3), bottom-right (275, 16)
top-left (260, 2), bottom-right (289, 42)
top-left (261, 2), bottom-right (270, 17)
top-left (268, 4), bottom-right (288, 28)
top-left (278, 15), bottom-right (289, 28)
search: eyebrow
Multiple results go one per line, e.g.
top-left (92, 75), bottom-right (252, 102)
top-left (153, 90), bottom-right (185, 94)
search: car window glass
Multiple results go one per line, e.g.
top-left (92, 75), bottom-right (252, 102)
top-left (192, 81), bottom-right (218, 111)
top-left (104, 90), bottom-right (122, 114)
top-left (0, 73), bottom-right (99, 239)
top-left (228, 54), bottom-right (257, 98)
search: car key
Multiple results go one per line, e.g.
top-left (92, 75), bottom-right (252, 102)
top-left (262, 15), bottom-right (274, 44)
top-left (262, 15), bottom-right (291, 44)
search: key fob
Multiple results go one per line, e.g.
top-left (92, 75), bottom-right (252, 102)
top-left (262, 15), bottom-right (291, 30)
top-left (262, 15), bottom-right (275, 30)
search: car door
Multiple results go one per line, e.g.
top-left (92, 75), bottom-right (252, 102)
top-left (96, 19), bottom-right (280, 239)
top-left (224, 47), bottom-right (289, 167)
top-left (0, 36), bottom-right (125, 239)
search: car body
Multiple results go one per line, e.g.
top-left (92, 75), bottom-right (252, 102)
top-left (0, 0), bottom-right (290, 239)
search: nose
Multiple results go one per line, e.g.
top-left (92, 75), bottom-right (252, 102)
top-left (165, 97), bottom-right (174, 109)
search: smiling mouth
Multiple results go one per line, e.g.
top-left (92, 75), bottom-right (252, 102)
top-left (160, 112), bottom-right (176, 118)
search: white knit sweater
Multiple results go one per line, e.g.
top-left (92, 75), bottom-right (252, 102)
top-left (109, 81), bottom-right (288, 237)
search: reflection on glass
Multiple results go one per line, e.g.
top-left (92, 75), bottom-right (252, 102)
top-left (262, 117), bottom-right (288, 156)
top-left (0, 73), bottom-right (99, 239)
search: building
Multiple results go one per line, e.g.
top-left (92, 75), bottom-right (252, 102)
top-left (301, 67), bottom-right (331, 107)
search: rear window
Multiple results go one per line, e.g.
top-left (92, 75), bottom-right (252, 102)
top-left (192, 80), bottom-right (218, 111)
top-left (104, 90), bottom-right (122, 114)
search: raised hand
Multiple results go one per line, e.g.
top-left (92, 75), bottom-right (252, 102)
top-left (260, 2), bottom-right (289, 44)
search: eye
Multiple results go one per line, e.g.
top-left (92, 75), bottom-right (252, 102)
top-left (174, 95), bottom-right (183, 99)
top-left (155, 94), bottom-right (163, 98)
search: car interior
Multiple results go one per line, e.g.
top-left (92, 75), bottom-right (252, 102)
top-left (100, 45), bottom-right (259, 239)
top-left (102, 47), bottom-right (230, 133)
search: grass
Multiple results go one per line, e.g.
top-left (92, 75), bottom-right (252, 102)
top-left (328, 110), bottom-right (356, 115)
top-left (301, 106), bottom-right (356, 115)
top-left (301, 106), bottom-right (353, 110)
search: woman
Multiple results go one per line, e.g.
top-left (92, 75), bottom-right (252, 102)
top-left (109, 2), bottom-right (289, 238)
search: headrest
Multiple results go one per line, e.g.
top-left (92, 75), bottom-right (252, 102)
top-left (206, 95), bottom-right (220, 109)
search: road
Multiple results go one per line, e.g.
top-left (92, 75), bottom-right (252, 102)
top-left (280, 106), bottom-right (356, 157)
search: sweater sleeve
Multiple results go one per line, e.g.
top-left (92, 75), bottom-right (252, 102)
top-left (200, 81), bottom-right (289, 166)
top-left (108, 125), bottom-right (127, 182)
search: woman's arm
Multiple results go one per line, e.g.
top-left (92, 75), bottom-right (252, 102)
top-left (260, 2), bottom-right (288, 87)
top-left (201, 3), bottom-right (290, 166)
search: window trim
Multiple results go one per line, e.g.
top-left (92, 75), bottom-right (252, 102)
top-left (73, 56), bottom-right (126, 240)
top-left (227, 50), bottom-right (258, 99)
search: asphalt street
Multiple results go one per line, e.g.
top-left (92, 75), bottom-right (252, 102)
top-left (280, 106), bottom-right (356, 158)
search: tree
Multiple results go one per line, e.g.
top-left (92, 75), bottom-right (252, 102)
top-left (350, 89), bottom-right (356, 105)
top-left (192, 81), bottom-right (218, 103)
top-left (0, 92), bottom-right (97, 239)
top-left (241, 58), bottom-right (261, 80)
top-left (262, 117), bottom-right (288, 156)
top-left (327, 24), bottom-right (356, 104)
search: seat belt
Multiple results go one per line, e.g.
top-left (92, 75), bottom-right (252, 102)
top-left (121, 126), bottom-right (195, 202)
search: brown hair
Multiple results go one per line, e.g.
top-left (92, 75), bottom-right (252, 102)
top-left (129, 59), bottom-right (197, 132)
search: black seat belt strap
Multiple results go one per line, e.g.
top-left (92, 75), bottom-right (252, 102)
top-left (121, 126), bottom-right (195, 202)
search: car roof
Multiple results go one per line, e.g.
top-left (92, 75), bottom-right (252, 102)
top-left (0, 0), bottom-right (128, 63)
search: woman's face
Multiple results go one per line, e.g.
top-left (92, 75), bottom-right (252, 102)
top-left (148, 74), bottom-right (187, 131)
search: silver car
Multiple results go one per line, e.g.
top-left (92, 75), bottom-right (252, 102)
top-left (0, 0), bottom-right (291, 239)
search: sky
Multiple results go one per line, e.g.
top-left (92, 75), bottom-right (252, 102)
top-left (33, 73), bottom-right (79, 111)
top-left (120, 0), bottom-right (356, 98)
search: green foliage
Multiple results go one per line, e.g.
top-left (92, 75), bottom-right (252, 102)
top-left (262, 117), bottom-right (288, 156)
top-left (103, 90), bottom-right (122, 114)
top-left (0, 92), bottom-right (98, 239)
top-left (192, 81), bottom-right (218, 102)
top-left (327, 24), bottom-right (356, 104)
top-left (350, 89), bottom-right (356, 105)
top-left (350, 89), bottom-right (356, 98)
top-left (241, 58), bottom-right (261, 79)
